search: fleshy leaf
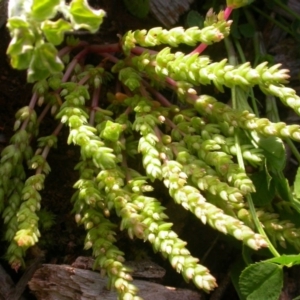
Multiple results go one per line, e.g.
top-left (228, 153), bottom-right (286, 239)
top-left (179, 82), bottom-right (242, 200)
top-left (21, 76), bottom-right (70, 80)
top-left (7, 17), bottom-right (30, 31)
top-left (42, 19), bottom-right (73, 45)
top-left (6, 18), bottom-right (35, 69)
top-left (101, 121), bottom-right (124, 142)
top-left (10, 51), bottom-right (34, 70)
top-left (69, 0), bottom-right (106, 33)
top-left (27, 43), bottom-right (64, 82)
top-left (31, 0), bottom-right (60, 22)
top-left (239, 262), bottom-right (283, 300)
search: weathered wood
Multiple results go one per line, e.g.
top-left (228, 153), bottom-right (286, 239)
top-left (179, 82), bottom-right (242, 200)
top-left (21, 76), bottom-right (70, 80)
top-left (149, 0), bottom-right (194, 28)
top-left (0, 264), bottom-right (17, 300)
top-left (0, 254), bottom-right (43, 300)
top-left (28, 264), bottom-right (202, 300)
top-left (71, 257), bottom-right (166, 279)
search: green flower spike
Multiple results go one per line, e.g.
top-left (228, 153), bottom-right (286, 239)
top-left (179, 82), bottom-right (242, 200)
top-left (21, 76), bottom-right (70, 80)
top-left (122, 19), bottom-right (232, 54)
top-left (162, 160), bottom-right (267, 250)
top-left (193, 95), bottom-right (300, 142)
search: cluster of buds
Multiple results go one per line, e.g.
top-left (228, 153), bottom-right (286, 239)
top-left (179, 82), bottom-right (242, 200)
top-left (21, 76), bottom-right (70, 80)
top-left (131, 97), bottom-right (165, 181)
top-left (58, 79), bottom-right (142, 297)
top-left (5, 129), bottom-right (56, 268)
top-left (127, 46), bottom-right (290, 98)
top-left (0, 105), bottom-right (38, 268)
top-left (193, 95), bottom-right (300, 142)
top-left (108, 173), bottom-right (218, 293)
top-left (14, 175), bottom-right (44, 249)
top-left (73, 190), bottom-right (137, 298)
top-left (162, 159), bottom-right (267, 250)
top-left (261, 83), bottom-right (300, 116)
top-left (161, 110), bottom-right (258, 205)
top-left (239, 209), bottom-right (300, 251)
top-left (175, 148), bottom-right (246, 208)
top-left (122, 17), bottom-right (232, 54)
top-left (72, 153), bottom-right (137, 298)
top-left (197, 146), bottom-right (255, 194)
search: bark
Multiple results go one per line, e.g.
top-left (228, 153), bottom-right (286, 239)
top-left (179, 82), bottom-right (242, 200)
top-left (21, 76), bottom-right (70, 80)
top-left (28, 263), bottom-right (202, 300)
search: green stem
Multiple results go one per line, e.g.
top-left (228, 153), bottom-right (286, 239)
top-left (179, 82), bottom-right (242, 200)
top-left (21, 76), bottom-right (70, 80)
top-left (232, 38), bottom-right (259, 116)
top-left (246, 194), bottom-right (280, 257)
top-left (286, 138), bottom-right (300, 164)
top-left (232, 86), bottom-right (280, 257)
top-left (251, 5), bottom-right (294, 36)
top-left (263, 93), bottom-right (300, 165)
top-left (265, 95), bottom-right (280, 122)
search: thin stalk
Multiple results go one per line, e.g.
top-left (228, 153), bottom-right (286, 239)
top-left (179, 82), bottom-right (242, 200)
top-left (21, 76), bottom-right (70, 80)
top-left (265, 95), bottom-right (280, 122)
top-left (286, 138), bottom-right (300, 164)
top-left (232, 38), bottom-right (259, 116)
top-left (232, 87), bottom-right (280, 257)
top-left (89, 86), bottom-right (101, 126)
top-left (62, 48), bottom-right (88, 83)
top-left (21, 92), bottom-right (38, 131)
top-left (142, 80), bottom-right (172, 107)
top-left (251, 5), bottom-right (294, 36)
top-left (226, 33), bottom-right (280, 256)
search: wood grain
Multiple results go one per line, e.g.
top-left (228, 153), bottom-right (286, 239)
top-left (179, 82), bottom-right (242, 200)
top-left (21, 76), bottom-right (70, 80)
top-left (28, 263), bottom-right (202, 300)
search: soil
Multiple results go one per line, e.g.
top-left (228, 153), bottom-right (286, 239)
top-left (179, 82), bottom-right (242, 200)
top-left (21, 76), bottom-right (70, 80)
top-left (1, 2), bottom-right (300, 300)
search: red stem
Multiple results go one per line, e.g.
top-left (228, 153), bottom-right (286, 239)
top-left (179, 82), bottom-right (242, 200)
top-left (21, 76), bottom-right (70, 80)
top-left (89, 43), bottom-right (121, 54)
top-left (89, 86), bottom-right (101, 126)
top-left (62, 48), bottom-right (88, 82)
top-left (190, 6), bottom-right (234, 55)
top-left (224, 7), bottom-right (233, 20)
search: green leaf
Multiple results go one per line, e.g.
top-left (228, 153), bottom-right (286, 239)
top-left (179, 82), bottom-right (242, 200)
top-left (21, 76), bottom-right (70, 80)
top-left (69, 0), bottom-right (106, 33)
top-left (6, 19), bottom-right (35, 69)
top-left (256, 136), bottom-right (286, 172)
top-left (7, 32), bottom-right (33, 57)
top-left (239, 23), bottom-right (255, 38)
top-left (185, 10), bottom-right (204, 28)
top-left (10, 52), bottom-right (34, 70)
top-left (93, 151), bottom-right (116, 169)
top-left (231, 10), bottom-right (241, 39)
top-left (239, 262), bottom-right (283, 300)
top-left (230, 256), bottom-right (247, 300)
top-left (272, 173), bottom-right (293, 202)
top-left (250, 170), bottom-right (275, 206)
top-left (42, 19), bottom-right (73, 45)
top-left (31, 0), bottom-right (60, 22)
top-left (7, 17), bottom-right (30, 30)
top-left (266, 254), bottom-right (300, 267)
top-left (123, 0), bottom-right (149, 19)
top-left (273, 171), bottom-right (300, 214)
top-left (101, 121), bottom-right (124, 142)
top-left (28, 43), bottom-right (64, 82)
top-left (294, 166), bottom-right (300, 198)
